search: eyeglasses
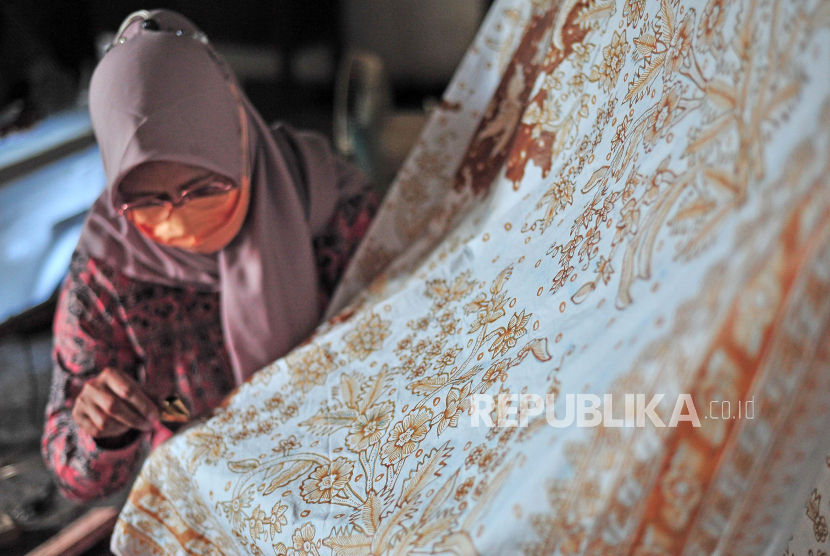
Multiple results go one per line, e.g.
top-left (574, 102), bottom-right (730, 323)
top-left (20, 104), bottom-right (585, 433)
top-left (116, 174), bottom-right (238, 216)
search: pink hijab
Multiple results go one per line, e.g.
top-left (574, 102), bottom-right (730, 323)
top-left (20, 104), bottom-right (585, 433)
top-left (79, 9), bottom-right (360, 384)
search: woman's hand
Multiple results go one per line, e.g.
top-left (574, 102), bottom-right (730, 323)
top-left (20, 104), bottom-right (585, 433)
top-left (71, 367), bottom-right (160, 440)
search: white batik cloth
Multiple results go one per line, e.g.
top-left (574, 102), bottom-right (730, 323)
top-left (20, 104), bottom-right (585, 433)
top-left (112, 0), bottom-right (830, 554)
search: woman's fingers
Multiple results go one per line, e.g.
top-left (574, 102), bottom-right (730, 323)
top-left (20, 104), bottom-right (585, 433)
top-left (83, 404), bottom-right (108, 434)
top-left (71, 368), bottom-right (161, 440)
top-left (72, 405), bottom-right (98, 437)
top-left (88, 386), bottom-right (152, 431)
top-left (73, 397), bottom-right (130, 438)
top-left (73, 391), bottom-right (101, 436)
top-left (75, 413), bottom-right (98, 438)
top-left (100, 368), bottom-right (161, 424)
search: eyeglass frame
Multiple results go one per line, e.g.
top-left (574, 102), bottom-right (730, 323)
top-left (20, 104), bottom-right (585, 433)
top-left (115, 173), bottom-right (239, 217)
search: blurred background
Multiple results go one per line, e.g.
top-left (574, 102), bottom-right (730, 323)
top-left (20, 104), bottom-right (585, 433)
top-left (0, 1), bottom-right (489, 553)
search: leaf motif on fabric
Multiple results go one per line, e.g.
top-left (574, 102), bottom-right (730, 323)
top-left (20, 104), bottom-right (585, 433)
top-left (360, 493), bottom-right (381, 535)
top-left (407, 373), bottom-right (450, 396)
top-left (358, 365), bottom-right (390, 412)
top-left (575, 0), bottom-right (616, 29)
top-left (228, 459), bottom-right (260, 473)
top-left (300, 406), bottom-right (361, 435)
top-left (399, 443), bottom-right (453, 505)
top-left (324, 526), bottom-right (373, 556)
top-left (264, 460), bottom-right (315, 495)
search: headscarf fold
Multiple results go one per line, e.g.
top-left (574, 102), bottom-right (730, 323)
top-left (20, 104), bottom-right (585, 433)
top-left (79, 9), bottom-right (356, 384)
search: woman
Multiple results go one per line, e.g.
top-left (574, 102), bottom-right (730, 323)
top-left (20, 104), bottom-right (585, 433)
top-left (41, 9), bottom-right (377, 502)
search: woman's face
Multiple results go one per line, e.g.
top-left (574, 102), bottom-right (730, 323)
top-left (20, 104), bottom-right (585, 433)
top-left (119, 161), bottom-right (250, 254)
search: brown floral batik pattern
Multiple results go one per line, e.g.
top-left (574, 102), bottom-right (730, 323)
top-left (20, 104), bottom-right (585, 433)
top-left (112, 0), bottom-right (830, 555)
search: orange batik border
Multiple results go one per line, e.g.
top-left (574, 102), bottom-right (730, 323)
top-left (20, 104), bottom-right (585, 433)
top-left (626, 180), bottom-right (830, 554)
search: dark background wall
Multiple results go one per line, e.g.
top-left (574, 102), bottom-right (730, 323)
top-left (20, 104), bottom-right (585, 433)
top-left (1, 0), bottom-right (345, 131)
top-left (1, 0), bottom-right (492, 135)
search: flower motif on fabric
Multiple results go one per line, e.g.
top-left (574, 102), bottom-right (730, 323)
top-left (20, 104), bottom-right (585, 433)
top-left (623, 0), bottom-right (646, 25)
top-left (807, 489), bottom-right (829, 543)
top-left (482, 359), bottom-right (510, 391)
top-left (185, 428), bottom-right (228, 473)
top-left (270, 502), bottom-right (289, 537)
top-left (697, 0), bottom-right (726, 52)
top-left (590, 30), bottom-right (631, 93)
top-left (488, 310), bottom-right (531, 356)
top-left (218, 483), bottom-right (254, 534)
top-left (248, 505), bottom-right (267, 540)
top-left (435, 383), bottom-right (473, 434)
top-left (664, 12), bottom-right (694, 78)
top-left (345, 401), bottom-right (395, 452)
top-left (343, 311), bottom-right (392, 361)
top-left (381, 408), bottom-right (433, 465)
top-left (285, 343), bottom-right (338, 393)
top-left (300, 458), bottom-right (355, 503)
top-left (273, 522), bottom-right (319, 556)
top-left (644, 85), bottom-right (682, 148)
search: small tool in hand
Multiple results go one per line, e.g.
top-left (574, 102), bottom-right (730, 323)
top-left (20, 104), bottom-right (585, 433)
top-left (160, 396), bottom-right (190, 425)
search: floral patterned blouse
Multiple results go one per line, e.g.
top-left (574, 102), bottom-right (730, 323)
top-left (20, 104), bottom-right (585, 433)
top-left (42, 186), bottom-right (377, 502)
